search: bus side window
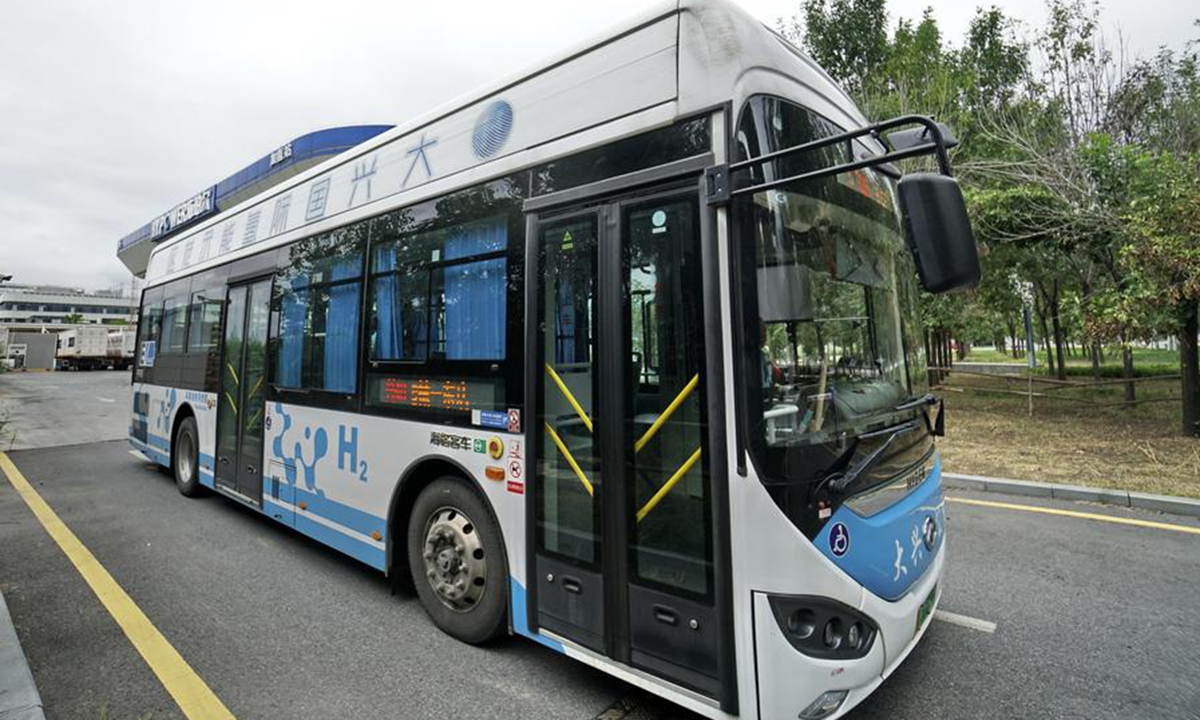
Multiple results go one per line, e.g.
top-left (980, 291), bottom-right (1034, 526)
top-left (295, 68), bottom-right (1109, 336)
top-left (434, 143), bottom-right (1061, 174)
top-left (155, 278), bottom-right (192, 387)
top-left (361, 176), bottom-right (525, 424)
top-left (160, 281), bottom-right (191, 356)
top-left (271, 223), bottom-right (367, 395)
top-left (135, 287), bottom-right (164, 384)
top-left (369, 216), bottom-right (507, 362)
top-left (187, 288), bottom-right (224, 390)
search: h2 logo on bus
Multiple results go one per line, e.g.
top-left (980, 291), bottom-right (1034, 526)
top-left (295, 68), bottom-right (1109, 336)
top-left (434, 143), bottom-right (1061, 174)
top-left (270, 403), bottom-right (369, 495)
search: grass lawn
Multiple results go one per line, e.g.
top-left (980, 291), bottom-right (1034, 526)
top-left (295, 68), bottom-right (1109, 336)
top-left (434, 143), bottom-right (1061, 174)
top-left (963, 345), bottom-right (1179, 368)
top-left (936, 371), bottom-right (1200, 500)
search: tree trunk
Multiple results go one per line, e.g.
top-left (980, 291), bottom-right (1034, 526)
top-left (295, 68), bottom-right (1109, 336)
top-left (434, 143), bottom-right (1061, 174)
top-left (924, 328), bottom-right (934, 386)
top-left (1035, 299), bottom-right (1054, 376)
top-left (1180, 301), bottom-right (1200, 437)
top-left (1050, 282), bottom-right (1067, 380)
top-left (938, 330), bottom-right (951, 383)
top-left (1121, 335), bottom-right (1135, 405)
top-left (1090, 342), bottom-right (1101, 380)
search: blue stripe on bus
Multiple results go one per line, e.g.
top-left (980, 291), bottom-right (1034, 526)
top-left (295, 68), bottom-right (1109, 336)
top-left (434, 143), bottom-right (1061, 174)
top-left (510, 580), bottom-right (565, 653)
top-left (147, 433), bottom-right (170, 451)
top-left (142, 426), bottom-right (214, 470)
top-left (134, 429), bottom-right (386, 560)
top-left (130, 437), bottom-right (171, 467)
top-left (263, 498), bottom-right (292, 522)
top-left (294, 512), bottom-right (386, 570)
top-left (290, 486), bottom-right (387, 540)
top-left (815, 455), bottom-right (946, 601)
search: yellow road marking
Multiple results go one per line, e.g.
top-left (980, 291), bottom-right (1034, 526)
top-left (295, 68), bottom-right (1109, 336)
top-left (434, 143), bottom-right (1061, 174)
top-left (0, 452), bottom-right (235, 719)
top-left (634, 374), bottom-right (699, 454)
top-left (636, 447), bottom-right (702, 523)
top-left (947, 496), bottom-right (1200, 536)
top-left (543, 422), bottom-right (594, 497)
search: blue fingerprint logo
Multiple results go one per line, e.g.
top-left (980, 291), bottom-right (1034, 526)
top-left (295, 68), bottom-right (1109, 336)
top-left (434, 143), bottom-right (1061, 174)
top-left (472, 100), bottom-right (514, 159)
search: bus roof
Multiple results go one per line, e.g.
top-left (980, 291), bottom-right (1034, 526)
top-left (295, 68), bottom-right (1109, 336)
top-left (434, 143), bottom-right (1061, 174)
top-left (134, 0), bottom-right (866, 287)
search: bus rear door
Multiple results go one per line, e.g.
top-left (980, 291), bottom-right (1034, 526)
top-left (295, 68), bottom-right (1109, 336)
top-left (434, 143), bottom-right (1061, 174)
top-left (215, 278), bottom-right (271, 502)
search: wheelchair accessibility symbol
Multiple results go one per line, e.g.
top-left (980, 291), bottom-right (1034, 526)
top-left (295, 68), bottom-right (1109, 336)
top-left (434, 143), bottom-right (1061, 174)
top-left (829, 522), bottom-right (850, 557)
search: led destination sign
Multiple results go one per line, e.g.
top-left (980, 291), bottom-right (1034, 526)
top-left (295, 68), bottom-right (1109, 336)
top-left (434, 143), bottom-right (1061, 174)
top-left (368, 376), bottom-right (501, 414)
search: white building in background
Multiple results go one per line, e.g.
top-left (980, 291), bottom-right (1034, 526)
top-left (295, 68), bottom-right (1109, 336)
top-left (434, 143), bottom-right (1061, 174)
top-left (0, 284), bottom-right (138, 332)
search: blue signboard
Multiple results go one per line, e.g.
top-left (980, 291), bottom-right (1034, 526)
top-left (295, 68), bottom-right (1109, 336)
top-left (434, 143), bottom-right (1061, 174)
top-left (150, 186), bottom-right (218, 241)
top-left (474, 410), bottom-right (510, 430)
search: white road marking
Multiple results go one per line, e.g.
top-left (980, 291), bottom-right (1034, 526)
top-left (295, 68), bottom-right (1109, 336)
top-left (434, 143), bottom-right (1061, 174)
top-left (934, 609), bottom-right (997, 634)
top-left (96, 396), bottom-right (115, 403)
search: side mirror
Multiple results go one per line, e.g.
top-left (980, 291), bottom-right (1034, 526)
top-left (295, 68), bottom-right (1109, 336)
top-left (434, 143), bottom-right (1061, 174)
top-left (921, 398), bottom-right (946, 437)
top-left (897, 173), bottom-right (980, 294)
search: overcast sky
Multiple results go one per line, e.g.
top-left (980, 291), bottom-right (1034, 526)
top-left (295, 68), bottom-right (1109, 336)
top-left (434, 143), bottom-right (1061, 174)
top-left (1, 0), bottom-right (1195, 292)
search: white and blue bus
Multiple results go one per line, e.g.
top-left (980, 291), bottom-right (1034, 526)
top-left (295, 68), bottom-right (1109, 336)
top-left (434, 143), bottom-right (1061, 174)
top-left (123, 2), bottom-right (978, 717)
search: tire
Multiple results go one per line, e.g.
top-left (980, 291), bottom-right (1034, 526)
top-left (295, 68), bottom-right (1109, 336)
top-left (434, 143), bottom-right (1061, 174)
top-left (408, 477), bottom-right (508, 644)
top-left (173, 416), bottom-right (204, 497)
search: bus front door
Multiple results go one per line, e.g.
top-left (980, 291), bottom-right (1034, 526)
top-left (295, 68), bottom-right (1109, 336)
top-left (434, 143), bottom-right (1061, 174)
top-left (531, 190), bottom-right (720, 698)
top-left (215, 279), bottom-right (271, 503)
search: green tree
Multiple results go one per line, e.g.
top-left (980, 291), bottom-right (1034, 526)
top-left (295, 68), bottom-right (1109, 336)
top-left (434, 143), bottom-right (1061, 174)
top-left (1104, 32), bottom-right (1200, 431)
top-left (783, 0), bottom-right (890, 96)
top-left (1124, 154), bottom-right (1200, 434)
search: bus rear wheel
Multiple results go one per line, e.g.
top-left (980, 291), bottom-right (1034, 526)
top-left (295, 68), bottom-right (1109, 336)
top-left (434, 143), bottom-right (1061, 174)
top-left (407, 477), bottom-right (507, 645)
top-left (173, 416), bottom-right (203, 498)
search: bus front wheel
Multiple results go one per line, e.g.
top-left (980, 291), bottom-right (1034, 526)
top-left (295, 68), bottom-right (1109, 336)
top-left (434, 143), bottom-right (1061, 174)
top-left (407, 477), bottom-right (507, 644)
top-left (173, 416), bottom-right (203, 498)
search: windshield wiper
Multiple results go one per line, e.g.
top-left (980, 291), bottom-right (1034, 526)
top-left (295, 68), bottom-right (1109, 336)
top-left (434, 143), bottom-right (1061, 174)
top-left (828, 419), bottom-right (922, 494)
top-left (895, 392), bottom-right (937, 412)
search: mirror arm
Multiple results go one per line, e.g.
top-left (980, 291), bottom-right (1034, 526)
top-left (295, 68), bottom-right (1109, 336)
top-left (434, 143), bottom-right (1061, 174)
top-left (708, 114), bottom-right (956, 207)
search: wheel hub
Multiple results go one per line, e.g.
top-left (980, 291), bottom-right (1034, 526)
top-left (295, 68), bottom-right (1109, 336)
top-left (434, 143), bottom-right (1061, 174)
top-left (176, 431), bottom-right (194, 481)
top-left (422, 507), bottom-right (486, 612)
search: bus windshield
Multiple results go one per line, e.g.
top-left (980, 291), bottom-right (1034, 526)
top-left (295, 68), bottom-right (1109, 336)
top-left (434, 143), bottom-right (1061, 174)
top-left (750, 176), bottom-right (927, 446)
top-left (735, 96), bottom-right (930, 513)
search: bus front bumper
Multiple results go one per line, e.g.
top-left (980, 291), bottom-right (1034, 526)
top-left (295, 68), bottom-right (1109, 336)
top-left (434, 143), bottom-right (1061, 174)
top-left (753, 542), bottom-right (946, 720)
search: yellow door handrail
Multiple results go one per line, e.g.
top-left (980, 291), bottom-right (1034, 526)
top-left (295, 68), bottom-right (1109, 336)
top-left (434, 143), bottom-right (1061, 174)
top-left (545, 363), bottom-right (593, 433)
top-left (634, 374), bottom-right (700, 453)
top-left (636, 447), bottom-right (702, 523)
top-left (544, 422), bottom-right (595, 497)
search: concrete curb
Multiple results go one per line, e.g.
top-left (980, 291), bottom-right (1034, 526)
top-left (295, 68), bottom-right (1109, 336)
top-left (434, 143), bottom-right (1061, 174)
top-left (0, 591), bottom-right (44, 720)
top-left (944, 472), bottom-right (1200, 518)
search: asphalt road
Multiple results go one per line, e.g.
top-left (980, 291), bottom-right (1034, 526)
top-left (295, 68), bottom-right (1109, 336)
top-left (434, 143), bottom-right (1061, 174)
top-left (2, 371), bottom-right (1199, 719)
top-left (0, 370), bottom-right (130, 450)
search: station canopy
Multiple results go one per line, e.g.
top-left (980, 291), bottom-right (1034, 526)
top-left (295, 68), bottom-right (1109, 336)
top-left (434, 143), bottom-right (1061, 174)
top-left (116, 125), bottom-right (393, 278)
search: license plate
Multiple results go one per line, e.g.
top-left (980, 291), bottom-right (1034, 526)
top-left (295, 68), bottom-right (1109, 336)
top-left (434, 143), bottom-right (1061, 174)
top-left (916, 584), bottom-right (938, 632)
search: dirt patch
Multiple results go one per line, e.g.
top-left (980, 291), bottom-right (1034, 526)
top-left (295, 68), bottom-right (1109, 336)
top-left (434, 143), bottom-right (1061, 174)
top-left (936, 372), bottom-right (1200, 499)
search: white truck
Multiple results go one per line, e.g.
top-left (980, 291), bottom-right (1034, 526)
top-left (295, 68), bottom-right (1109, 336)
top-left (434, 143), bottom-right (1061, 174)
top-left (106, 327), bottom-right (136, 370)
top-left (57, 327), bottom-right (135, 370)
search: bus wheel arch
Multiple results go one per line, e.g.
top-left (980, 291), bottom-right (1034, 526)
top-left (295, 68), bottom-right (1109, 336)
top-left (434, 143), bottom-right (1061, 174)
top-left (170, 404), bottom-right (203, 497)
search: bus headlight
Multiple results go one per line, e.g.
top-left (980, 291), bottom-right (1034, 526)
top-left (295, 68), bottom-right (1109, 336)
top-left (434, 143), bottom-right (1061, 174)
top-left (768, 595), bottom-right (877, 660)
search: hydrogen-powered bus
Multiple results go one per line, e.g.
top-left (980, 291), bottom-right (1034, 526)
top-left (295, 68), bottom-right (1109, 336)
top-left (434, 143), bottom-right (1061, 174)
top-left (123, 1), bottom-right (979, 717)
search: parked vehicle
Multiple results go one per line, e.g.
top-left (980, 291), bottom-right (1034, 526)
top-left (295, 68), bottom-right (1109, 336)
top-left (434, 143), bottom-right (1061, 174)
top-left (57, 327), bottom-right (134, 370)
